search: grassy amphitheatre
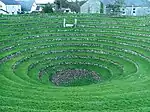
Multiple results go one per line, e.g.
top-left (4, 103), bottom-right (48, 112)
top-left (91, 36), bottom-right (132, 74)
top-left (0, 14), bottom-right (150, 112)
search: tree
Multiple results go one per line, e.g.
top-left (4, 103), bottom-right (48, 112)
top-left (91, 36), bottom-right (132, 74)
top-left (107, 0), bottom-right (125, 16)
top-left (43, 3), bottom-right (53, 13)
top-left (100, 2), bottom-right (104, 13)
top-left (54, 0), bottom-right (80, 13)
top-left (54, 0), bottom-right (69, 10)
top-left (69, 0), bottom-right (80, 13)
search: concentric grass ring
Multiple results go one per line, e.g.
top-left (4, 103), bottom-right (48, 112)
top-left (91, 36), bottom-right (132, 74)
top-left (0, 14), bottom-right (150, 111)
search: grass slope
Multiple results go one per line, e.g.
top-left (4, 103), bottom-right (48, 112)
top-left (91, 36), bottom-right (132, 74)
top-left (0, 14), bottom-right (150, 112)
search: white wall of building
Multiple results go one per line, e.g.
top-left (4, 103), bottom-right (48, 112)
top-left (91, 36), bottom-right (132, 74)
top-left (81, 0), bottom-right (150, 16)
top-left (0, 1), bottom-right (21, 15)
top-left (0, 1), bottom-right (6, 11)
top-left (0, 9), bottom-right (8, 14)
top-left (30, 2), bottom-right (42, 12)
top-left (64, 8), bottom-right (71, 13)
top-left (81, 0), bottom-right (101, 13)
top-left (122, 7), bottom-right (150, 16)
top-left (31, 2), bottom-right (37, 12)
top-left (6, 5), bottom-right (21, 15)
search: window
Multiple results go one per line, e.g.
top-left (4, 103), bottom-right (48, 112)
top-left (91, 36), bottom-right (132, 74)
top-left (133, 8), bottom-right (136, 13)
top-left (36, 6), bottom-right (40, 10)
top-left (66, 10), bottom-right (69, 12)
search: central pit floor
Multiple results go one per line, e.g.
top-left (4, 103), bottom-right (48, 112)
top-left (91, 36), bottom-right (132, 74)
top-left (50, 69), bottom-right (101, 87)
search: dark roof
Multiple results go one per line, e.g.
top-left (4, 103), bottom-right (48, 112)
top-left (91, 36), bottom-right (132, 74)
top-left (0, 0), bottom-right (19, 5)
top-left (0, 9), bottom-right (8, 13)
top-left (79, 1), bottom-right (87, 6)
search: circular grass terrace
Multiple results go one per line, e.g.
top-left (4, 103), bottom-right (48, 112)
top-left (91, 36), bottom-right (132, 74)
top-left (0, 14), bottom-right (150, 111)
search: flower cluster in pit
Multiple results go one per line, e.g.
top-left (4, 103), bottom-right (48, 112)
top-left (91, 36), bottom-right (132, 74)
top-left (50, 69), bottom-right (101, 86)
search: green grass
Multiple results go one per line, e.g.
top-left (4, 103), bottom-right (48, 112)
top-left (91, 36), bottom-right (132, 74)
top-left (0, 14), bottom-right (150, 112)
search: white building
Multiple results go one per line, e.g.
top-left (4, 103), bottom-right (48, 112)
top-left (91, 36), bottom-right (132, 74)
top-left (80, 0), bottom-right (150, 16)
top-left (0, 0), bottom-right (21, 14)
top-left (0, 9), bottom-right (8, 14)
top-left (121, 0), bottom-right (150, 16)
top-left (80, 0), bottom-right (103, 14)
top-left (61, 8), bottom-right (72, 13)
top-left (31, 2), bottom-right (42, 12)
